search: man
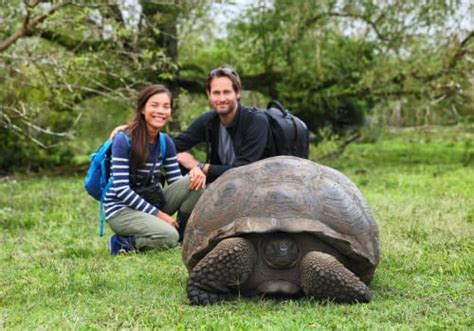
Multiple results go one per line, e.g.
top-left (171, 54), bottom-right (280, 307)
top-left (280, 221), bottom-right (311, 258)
top-left (174, 65), bottom-right (274, 184)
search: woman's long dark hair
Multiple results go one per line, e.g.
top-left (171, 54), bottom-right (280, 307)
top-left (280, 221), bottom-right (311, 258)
top-left (127, 85), bottom-right (173, 169)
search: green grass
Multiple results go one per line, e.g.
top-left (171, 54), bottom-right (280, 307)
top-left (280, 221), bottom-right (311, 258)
top-left (1, 126), bottom-right (473, 329)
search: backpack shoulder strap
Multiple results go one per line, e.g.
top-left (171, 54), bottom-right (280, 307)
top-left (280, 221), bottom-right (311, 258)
top-left (159, 132), bottom-right (167, 167)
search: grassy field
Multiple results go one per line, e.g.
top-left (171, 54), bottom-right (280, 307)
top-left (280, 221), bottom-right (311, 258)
top-left (1, 126), bottom-right (473, 329)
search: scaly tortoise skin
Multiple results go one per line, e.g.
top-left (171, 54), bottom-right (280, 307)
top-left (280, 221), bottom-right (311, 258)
top-left (182, 156), bottom-right (380, 305)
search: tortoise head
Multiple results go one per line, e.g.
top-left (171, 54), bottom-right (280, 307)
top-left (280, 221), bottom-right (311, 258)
top-left (262, 233), bottom-right (300, 269)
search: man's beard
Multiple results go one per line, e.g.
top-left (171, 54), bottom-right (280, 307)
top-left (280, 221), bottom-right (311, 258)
top-left (212, 99), bottom-right (237, 116)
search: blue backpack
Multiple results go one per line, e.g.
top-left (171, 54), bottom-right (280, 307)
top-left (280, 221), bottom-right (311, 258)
top-left (84, 131), bottom-right (167, 236)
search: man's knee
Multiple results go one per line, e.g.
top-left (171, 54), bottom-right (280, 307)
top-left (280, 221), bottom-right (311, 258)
top-left (180, 189), bottom-right (203, 214)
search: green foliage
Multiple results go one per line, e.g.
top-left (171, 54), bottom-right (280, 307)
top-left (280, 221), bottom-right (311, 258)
top-left (0, 130), bottom-right (73, 175)
top-left (0, 1), bottom-right (182, 172)
top-left (0, 127), bottom-right (473, 329)
top-left (182, 0), bottom-right (473, 136)
top-left (69, 95), bottom-right (133, 157)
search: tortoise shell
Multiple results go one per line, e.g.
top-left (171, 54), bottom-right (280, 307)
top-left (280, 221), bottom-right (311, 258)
top-left (182, 156), bottom-right (380, 283)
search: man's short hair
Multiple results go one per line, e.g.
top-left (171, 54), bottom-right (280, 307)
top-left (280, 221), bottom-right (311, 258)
top-left (206, 65), bottom-right (242, 95)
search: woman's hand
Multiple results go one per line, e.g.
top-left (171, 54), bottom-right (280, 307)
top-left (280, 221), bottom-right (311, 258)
top-left (156, 210), bottom-right (179, 229)
top-left (188, 166), bottom-right (206, 190)
top-left (110, 124), bottom-right (129, 139)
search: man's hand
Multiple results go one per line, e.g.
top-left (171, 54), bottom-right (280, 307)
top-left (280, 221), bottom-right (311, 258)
top-left (177, 152), bottom-right (199, 170)
top-left (110, 124), bottom-right (129, 139)
top-left (156, 210), bottom-right (179, 229)
top-left (188, 166), bottom-right (206, 190)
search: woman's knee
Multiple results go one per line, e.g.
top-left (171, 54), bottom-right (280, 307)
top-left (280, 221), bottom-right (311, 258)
top-left (137, 221), bottom-right (179, 249)
top-left (160, 227), bottom-right (179, 247)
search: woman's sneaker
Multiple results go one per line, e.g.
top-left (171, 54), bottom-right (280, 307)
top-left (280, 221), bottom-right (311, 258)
top-left (110, 235), bottom-right (136, 256)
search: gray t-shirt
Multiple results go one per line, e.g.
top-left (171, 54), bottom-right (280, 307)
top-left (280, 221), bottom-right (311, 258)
top-left (218, 123), bottom-right (236, 165)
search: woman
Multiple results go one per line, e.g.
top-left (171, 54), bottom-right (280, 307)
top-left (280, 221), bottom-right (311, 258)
top-left (104, 85), bottom-right (205, 255)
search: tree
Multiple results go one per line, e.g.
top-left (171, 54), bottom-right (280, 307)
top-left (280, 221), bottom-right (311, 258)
top-left (0, 0), bottom-right (200, 172)
top-left (181, 0), bottom-right (473, 135)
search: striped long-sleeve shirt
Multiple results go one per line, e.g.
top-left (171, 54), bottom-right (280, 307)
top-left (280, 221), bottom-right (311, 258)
top-left (103, 132), bottom-right (182, 220)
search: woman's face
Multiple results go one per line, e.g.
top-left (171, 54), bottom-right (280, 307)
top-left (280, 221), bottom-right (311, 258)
top-left (142, 92), bottom-right (172, 133)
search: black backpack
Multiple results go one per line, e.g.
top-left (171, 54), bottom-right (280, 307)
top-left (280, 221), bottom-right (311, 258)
top-left (258, 100), bottom-right (310, 159)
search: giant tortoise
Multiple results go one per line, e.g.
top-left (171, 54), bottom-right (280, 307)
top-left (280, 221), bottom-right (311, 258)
top-left (182, 156), bottom-right (380, 305)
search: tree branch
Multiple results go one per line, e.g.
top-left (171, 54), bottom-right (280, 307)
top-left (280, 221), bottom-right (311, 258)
top-left (327, 11), bottom-right (387, 42)
top-left (0, 0), bottom-right (73, 53)
top-left (412, 31), bottom-right (474, 81)
top-left (1, 105), bottom-right (73, 149)
top-left (32, 29), bottom-right (109, 53)
top-left (298, 10), bottom-right (387, 42)
top-left (175, 71), bottom-right (285, 95)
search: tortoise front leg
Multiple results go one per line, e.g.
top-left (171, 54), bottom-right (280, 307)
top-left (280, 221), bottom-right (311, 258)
top-left (300, 251), bottom-right (371, 303)
top-left (187, 237), bottom-right (257, 305)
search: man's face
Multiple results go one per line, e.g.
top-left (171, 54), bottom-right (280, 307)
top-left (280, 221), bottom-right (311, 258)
top-left (207, 76), bottom-right (240, 116)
